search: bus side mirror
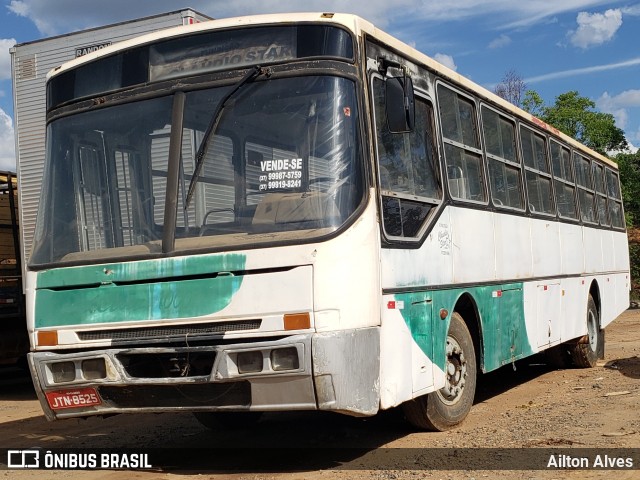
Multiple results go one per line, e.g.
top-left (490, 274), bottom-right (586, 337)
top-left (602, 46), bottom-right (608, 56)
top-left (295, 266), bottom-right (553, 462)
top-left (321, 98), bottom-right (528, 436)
top-left (385, 75), bottom-right (415, 133)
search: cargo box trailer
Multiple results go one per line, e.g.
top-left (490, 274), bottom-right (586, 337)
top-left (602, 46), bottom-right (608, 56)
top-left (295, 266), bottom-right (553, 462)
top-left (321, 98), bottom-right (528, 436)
top-left (10, 9), bottom-right (211, 268)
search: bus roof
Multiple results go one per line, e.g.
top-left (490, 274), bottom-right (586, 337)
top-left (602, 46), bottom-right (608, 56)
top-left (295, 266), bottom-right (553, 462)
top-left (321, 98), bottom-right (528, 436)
top-left (47, 12), bottom-right (616, 169)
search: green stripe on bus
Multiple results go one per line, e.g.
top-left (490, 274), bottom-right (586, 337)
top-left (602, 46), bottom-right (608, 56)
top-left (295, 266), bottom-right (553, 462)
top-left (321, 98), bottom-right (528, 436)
top-left (36, 253), bottom-right (247, 289)
top-left (34, 254), bottom-right (246, 328)
top-left (395, 283), bottom-right (534, 373)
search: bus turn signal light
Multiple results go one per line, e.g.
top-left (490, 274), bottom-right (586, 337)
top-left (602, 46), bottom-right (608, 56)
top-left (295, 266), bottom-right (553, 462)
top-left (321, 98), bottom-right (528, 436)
top-left (284, 313), bottom-right (310, 330)
top-left (38, 331), bottom-right (58, 346)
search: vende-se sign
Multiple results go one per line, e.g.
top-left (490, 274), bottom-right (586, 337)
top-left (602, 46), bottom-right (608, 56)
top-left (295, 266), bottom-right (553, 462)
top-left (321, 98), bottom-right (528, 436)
top-left (75, 42), bottom-right (112, 57)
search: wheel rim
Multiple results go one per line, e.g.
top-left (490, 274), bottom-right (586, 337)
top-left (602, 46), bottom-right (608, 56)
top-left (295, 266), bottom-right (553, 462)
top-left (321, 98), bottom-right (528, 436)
top-left (437, 335), bottom-right (467, 406)
top-left (587, 308), bottom-right (598, 352)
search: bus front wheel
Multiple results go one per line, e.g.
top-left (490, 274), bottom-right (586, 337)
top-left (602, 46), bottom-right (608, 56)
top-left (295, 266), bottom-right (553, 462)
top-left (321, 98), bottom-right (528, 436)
top-left (402, 312), bottom-right (477, 431)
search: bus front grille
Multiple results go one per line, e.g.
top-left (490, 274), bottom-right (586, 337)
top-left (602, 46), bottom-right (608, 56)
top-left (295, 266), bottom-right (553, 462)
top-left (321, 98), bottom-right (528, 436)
top-left (77, 320), bottom-right (262, 341)
top-left (117, 350), bottom-right (216, 378)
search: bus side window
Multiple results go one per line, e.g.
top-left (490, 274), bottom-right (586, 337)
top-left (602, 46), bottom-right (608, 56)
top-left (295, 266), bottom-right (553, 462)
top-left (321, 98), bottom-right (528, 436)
top-left (606, 168), bottom-right (625, 228)
top-left (592, 162), bottom-right (609, 226)
top-left (550, 141), bottom-right (578, 220)
top-left (437, 84), bottom-right (485, 203)
top-left (481, 106), bottom-right (523, 210)
top-left (373, 77), bottom-right (441, 239)
top-left (573, 153), bottom-right (597, 223)
top-left (520, 126), bottom-right (554, 215)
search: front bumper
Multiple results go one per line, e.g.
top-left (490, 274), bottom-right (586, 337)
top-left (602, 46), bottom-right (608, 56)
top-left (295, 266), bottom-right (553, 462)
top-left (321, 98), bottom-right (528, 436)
top-left (29, 334), bottom-right (315, 421)
top-left (29, 327), bottom-right (380, 421)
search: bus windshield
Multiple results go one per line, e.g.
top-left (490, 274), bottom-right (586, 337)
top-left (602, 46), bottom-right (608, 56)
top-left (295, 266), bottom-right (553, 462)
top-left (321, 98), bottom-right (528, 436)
top-left (30, 75), bottom-right (363, 266)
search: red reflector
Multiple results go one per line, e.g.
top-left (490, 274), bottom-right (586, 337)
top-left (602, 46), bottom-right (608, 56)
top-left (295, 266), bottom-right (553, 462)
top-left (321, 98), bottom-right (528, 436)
top-left (387, 301), bottom-right (396, 309)
top-left (45, 388), bottom-right (101, 410)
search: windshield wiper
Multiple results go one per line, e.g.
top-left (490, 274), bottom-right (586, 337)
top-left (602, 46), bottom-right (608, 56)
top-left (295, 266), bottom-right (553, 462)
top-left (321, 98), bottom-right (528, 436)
top-left (184, 65), bottom-right (270, 210)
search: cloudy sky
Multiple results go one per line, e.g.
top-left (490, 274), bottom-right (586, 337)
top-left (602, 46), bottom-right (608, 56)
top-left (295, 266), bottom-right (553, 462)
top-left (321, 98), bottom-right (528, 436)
top-left (1, 0), bottom-right (639, 171)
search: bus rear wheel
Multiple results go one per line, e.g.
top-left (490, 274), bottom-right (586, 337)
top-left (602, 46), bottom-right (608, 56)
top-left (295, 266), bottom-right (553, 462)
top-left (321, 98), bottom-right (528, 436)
top-left (402, 312), bottom-right (477, 431)
top-left (569, 295), bottom-right (602, 368)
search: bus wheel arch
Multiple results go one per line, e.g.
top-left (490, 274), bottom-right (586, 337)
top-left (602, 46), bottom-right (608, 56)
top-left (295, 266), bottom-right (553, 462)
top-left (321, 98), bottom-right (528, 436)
top-left (452, 293), bottom-right (483, 372)
top-left (569, 282), bottom-right (603, 368)
top-left (589, 280), bottom-right (602, 318)
top-left (402, 294), bottom-right (479, 431)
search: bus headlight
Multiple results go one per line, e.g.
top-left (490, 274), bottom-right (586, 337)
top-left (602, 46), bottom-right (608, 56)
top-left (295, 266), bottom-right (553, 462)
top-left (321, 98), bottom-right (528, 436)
top-left (271, 347), bottom-right (299, 371)
top-left (50, 361), bottom-right (76, 383)
top-left (81, 358), bottom-right (107, 380)
top-left (237, 351), bottom-right (263, 374)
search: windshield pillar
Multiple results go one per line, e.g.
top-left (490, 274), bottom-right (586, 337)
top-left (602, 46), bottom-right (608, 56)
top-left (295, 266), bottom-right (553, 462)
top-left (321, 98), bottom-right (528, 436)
top-left (162, 92), bottom-right (186, 253)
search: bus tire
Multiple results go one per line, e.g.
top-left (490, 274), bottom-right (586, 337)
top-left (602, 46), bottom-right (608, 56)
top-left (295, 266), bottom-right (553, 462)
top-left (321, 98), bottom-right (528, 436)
top-left (402, 312), bottom-right (477, 431)
top-left (193, 411), bottom-right (262, 430)
top-left (569, 295), bottom-right (602, 368)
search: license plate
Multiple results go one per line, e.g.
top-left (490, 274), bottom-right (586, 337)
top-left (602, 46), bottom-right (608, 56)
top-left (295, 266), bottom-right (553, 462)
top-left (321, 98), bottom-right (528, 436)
top-left (45, 387), bottom-right (102, 410)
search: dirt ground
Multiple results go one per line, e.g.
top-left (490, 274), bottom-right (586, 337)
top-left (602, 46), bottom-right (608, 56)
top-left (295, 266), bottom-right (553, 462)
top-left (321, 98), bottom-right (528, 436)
top-left (0, 309), bottom-right (639, 480)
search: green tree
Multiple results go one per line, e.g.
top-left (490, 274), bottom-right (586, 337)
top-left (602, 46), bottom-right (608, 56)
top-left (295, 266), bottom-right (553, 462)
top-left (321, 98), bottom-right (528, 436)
top-left (617, 152), bottom-right (640, 300)
top-left (540, 91), bottom-right (627, 155)
top-left (614, 151), bottom-right (640, 226)
top-left (522, 90), bottom-right (545, 117)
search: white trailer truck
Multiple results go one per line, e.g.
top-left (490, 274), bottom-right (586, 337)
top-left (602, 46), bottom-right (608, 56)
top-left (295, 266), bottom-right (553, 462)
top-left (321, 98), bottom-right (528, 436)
top-left (6, 9), bottom-right (210, 365)
top-left (11, 9), bottom-right (211, 268)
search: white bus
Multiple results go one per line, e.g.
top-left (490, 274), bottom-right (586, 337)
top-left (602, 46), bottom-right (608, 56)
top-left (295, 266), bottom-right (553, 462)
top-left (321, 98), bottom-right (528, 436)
top-left (26, 13), bottom-right (630, 431)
